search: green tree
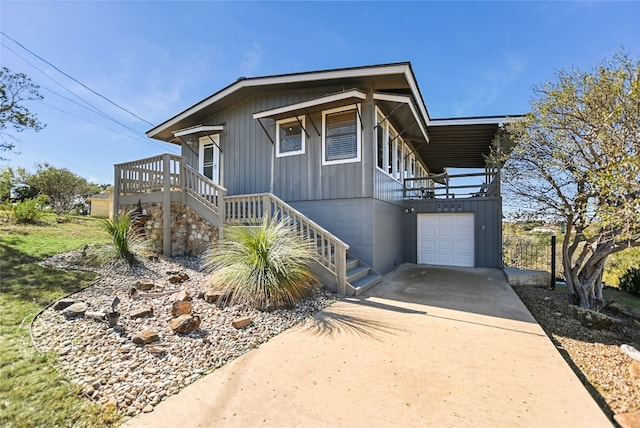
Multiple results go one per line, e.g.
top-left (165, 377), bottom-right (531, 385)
top-left (26, 163), bottom-right (88, 215)
top-left (499, 51), bottom-right (640, 309)
top-left (0, 67), bottom-right (45, 159)
top-left (0, 166), bottom-right (34, 202)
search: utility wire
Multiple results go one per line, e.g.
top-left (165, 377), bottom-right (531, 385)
top-left (2, 41), bottom-right (168, 150)
top-left (36, 100), bottom-right (172, 151)
top-left (1, 31), bottom-right (155, 126)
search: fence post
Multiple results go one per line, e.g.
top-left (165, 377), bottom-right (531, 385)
top-left (550, 235), bottom-right (556, 290)
top-left (162, 154), bottom-right (172, 257)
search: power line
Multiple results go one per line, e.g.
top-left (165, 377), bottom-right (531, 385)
top-left (1, 41), bottom-right (168, 150)
top-left (36, 100), bottom-right (171, 151)
top-left (0, 31), bottom-right (155, 126)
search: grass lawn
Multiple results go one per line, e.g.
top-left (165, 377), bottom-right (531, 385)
top-left (0, 214), bottom-right (120, 427)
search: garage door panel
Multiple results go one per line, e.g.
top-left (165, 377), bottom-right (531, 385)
top-left (417, 213), bottom-right (474, 267)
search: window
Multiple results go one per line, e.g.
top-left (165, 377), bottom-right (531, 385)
top-left (199, 135), bottom-right (220, 185)
top-left (376, 112), bottom-right (385, 170)
top-left (276, 117), bottom-right (305, 157)
top-left (322, 105), bottom-right (361, 165)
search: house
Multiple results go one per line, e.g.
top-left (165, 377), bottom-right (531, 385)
top-left (87, 192), bottom-right (113, 218)
top-left (114, 62), bottom-right (517, 295)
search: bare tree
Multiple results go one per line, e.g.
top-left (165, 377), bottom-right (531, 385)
top-left (0, 67), bottom-right (45, 158)
top-left (498, 51), bottom-right (640, 309)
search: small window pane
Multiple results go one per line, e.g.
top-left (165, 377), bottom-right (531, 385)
top-left (279, 122), bottom-right (302, 153)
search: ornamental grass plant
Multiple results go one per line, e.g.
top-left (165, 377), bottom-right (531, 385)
top-left (102, 213), bottom-right (148, 265)
top-left (204, 216), bottom-right (318, 310)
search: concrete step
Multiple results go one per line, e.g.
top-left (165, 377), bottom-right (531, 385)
top-left (346, 256), bottom-right (358, 271)
top-left (346, 265), bottom-right (370, 283)
top-left (349, 272), bottom-right (382, 295)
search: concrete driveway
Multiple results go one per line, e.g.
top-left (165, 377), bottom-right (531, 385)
top-left (123, 264), bottom-right (611, 427)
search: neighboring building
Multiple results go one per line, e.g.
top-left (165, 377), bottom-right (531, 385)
top-left (114, 62), bottom-right (518, 295)
top-left (87, 192), bottom-right (113, 218)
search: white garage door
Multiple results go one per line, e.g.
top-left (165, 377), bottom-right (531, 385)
top-left (417, 213), bottom-right (475, 267)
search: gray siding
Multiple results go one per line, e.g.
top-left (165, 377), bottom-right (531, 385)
top-left (273, 97), bottom-right (375, 202)
top-left (401, 197), bottom-right (503, 268)
top-left (373, 168), bottom-right (404, 206)
top-left (372, 199), bottom-right (404, 273)
top-left (289, 198), bottom-right (374, 268)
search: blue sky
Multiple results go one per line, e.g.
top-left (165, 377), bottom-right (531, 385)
top-left (1, 1), bottom-right (639, 185)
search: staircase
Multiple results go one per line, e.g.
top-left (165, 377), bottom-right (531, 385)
top-left (113, 156), bottom-right (380, 296)
top-left (345, 254), bottom-right (382, 295)
top-left (184, 169), bottom-right (379, 296)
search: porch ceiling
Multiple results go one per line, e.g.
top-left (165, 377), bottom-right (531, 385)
top-left (413, 117), bottom-right (519, 174)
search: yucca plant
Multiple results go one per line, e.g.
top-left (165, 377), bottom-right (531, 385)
top-left (204, 216), bottom-right (318, 310)
top-left (102, 213), bottom-right (147, 265)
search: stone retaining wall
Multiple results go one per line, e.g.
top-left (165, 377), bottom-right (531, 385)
top-left (119, 202), bottom-right (218, 256)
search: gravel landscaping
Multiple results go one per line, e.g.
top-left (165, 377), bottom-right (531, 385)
top-left (512, 284), bottom-right (640, 423)
top-left (31, 250), bottom-right (335, 418)
top-left (31, 249), bottom-right (640, 424)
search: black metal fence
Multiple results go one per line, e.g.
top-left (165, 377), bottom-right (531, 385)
top-left (503, 234), bottom-right (557, 286)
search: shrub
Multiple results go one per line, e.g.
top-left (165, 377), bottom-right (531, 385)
top-left (204, 216), bottom-right (318, 310)
top-left (102, 213), bottom-right (147, 264)
top-left (12, 195), bottom-right (48, 224)
top-left (619, 267), bottom-right (640, 296)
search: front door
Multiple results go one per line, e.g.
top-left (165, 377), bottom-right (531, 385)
top-left (199, 135), bottom-right (220, 185)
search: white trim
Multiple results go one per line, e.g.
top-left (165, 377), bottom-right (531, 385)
top-left (275, 116), bottom-right (306, 157)
top-left (254, 90), bottom-right (367, 119)
top-left (321, 104), bottom-right (362, 166)
top-left (173, 125), bottom-right (224, 137)
top-left (373, 92), bottom-right (429, 143)
top-left (198, 135), bottom-right (221, 185)
top-left (428, 116), bottom-right (518, 126)
top-left (148, 64), bottom-right (411, 138)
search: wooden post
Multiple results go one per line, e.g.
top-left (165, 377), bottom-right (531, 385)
top-left (336, 245), bottom-right (347, 296)
top-left (162, 154), bottom-right (172, 257)
top-left (551, 235), bottom-right (556, 290)
top-left (113, 164), bottom-right (121, 220)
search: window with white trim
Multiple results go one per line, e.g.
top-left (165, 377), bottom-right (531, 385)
top-left (276, 117), bottom-right (305, 157)
top-left (322, 105), bottom-right (361, 165)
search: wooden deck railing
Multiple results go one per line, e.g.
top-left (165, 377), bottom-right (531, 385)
top-left (224, 193), bottom-right (350, 294)
top-left (114, 153), bottom-right (182, 195)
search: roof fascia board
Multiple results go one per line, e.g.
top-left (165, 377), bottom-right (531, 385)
top-left (173, 125), bottom-right (224, 137)
top-left (253, 90), bottom-right (367, 119)
top-left (403, 66), bottom-right (431, 124)
top-left (147, 63), bottom-right (411, 139)
top-left (429, 116), bottom-right (521, 127)
top-left (373, 92), bottom-right (429, 143)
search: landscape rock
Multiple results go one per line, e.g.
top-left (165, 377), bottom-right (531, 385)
top-left (135, 282), bottom-right (156, 291)
top-left (171, 290), bottom-right (193, 302)
top-left (142, 404), bottom-right (154, 413)
top-left (131, 329), bottom-right (160, 345)
top-left (614, 412), bottom-right (640, 428)
top-left (203, 289), bottom-right (224, 304)
top-left (232, 316), bottom-right (251, 329)
top-left (130, 307), bottom-right (154, 319)
top-left (621, 344), bottom-right (640, 362)
top-left (53, 298), bottom-right (75, 311)
top-left (171, 301), bottom-right (193, 317)
top-left (85, 311), bottom-right (107, 321)
top-left (62, 302), bottom-right (88, 318)
top-left (169, 314), bottom-right (201, 334)
top-left (168, 272), bottom-right (189, 284)
top-left (567, 305), bottom-right (616, 330)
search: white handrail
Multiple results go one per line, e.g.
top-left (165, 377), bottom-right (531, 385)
top-left (224, 193), bottom-right (349, 294)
